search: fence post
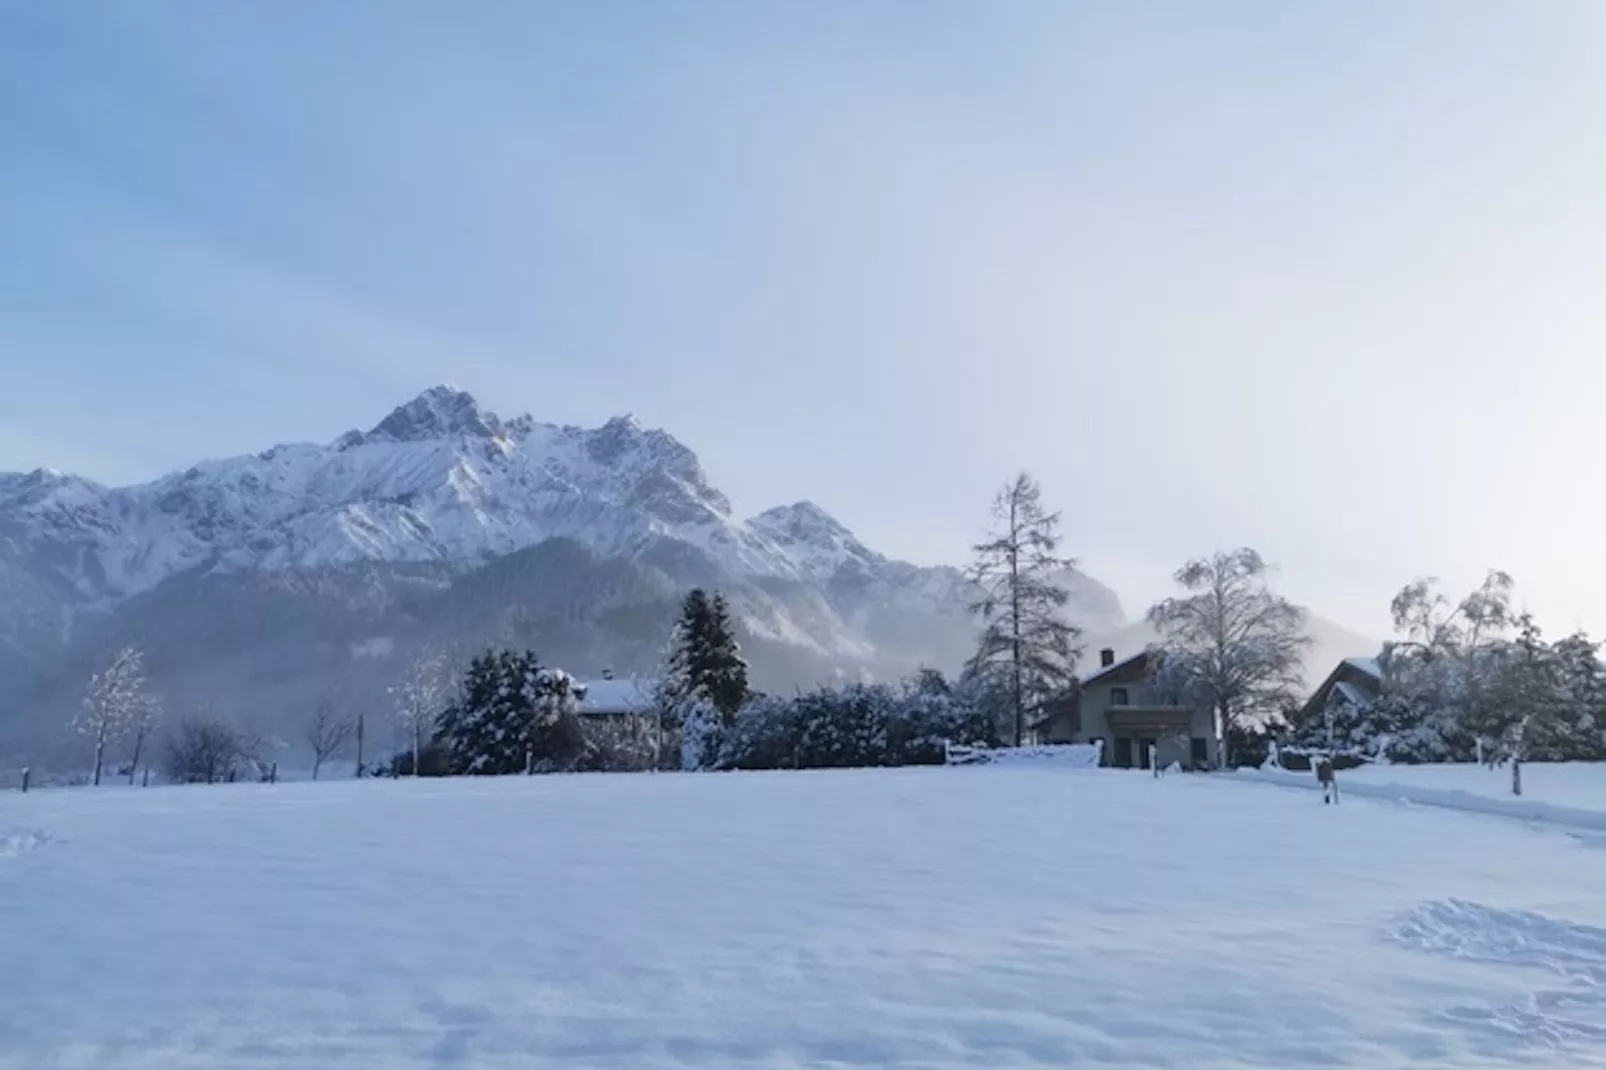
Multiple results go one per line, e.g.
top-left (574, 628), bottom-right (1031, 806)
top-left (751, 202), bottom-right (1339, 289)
top-left (20, 767), bottom-right (29, 793)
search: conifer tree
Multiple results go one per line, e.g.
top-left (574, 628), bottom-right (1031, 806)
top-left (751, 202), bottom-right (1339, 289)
top-left (966, 473), bottom-right (1081, 747)
top-left (665, 588), bottom-right (750, 723)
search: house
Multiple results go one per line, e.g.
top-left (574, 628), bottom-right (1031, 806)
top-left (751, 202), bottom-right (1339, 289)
top-left (1031, 648), bottom-right (1217, 769)
top-left (574, 673), bottom-right (656, 721)
top-left (1297, 656), bottom-right (1383, 729)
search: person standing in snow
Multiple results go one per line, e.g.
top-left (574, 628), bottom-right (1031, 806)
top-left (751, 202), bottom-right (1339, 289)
top-left (1315, 756), bottom-right (1338, 805)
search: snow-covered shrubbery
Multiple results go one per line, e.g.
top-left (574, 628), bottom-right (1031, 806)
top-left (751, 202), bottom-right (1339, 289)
top-left (708, 672), bottom-right (997, 772)
top-left (1286, 573), bottom-right (1606, 768)
top-left (432, 650), bottom-right (591, 775)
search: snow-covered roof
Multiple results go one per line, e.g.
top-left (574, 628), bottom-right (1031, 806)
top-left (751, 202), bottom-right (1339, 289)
top-left (1343, 656), bottom-right (1382, 680)
top-left (576, 678), bottom-right (655, 715)
top-left (1333, 680), bottom-right (1375, 707)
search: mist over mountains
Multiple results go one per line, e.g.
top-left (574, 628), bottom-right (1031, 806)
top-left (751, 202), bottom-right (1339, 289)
top-left (0, 387), bottom-right (1371, 762)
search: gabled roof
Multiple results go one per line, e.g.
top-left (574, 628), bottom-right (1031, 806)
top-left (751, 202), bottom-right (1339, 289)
top-left (576, 678), bottom-right (655, 714)
top-left (1079, 649), bottom-right (1149, 688)
top-left (1342, 656), bottom-right (1382, 681)
top-left (1299, 654), bottom-right (1384, 720)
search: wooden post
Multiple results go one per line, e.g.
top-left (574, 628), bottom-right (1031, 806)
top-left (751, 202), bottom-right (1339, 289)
top-left (20, 767), bottom-right (29, 793)
top-left (355, 712), bottom-right (365, 778)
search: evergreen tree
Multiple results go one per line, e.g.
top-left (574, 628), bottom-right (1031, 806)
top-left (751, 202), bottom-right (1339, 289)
top-left (966, 473), bottom-right (1081, 747)
top-left (434, 649), bottom-right (589, 775)
top-left (665, 588), bottom-right (750, 723)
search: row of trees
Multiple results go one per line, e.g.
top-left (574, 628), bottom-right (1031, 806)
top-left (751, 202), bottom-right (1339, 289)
top-left (1288, 571), bottom-right (1606, 781)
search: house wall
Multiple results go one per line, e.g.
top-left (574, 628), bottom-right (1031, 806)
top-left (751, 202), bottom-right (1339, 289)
top-left (1082, 678), bottom-right (1216, 769)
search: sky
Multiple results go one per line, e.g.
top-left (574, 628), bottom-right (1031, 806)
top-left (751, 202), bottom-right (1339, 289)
top-left (4, 1), bottom-right (1606, 640)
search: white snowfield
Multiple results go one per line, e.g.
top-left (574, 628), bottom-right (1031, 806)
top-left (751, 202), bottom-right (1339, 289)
top-left (5, 767), bottom-right (1606, 1069)
top-left (1243, 760), bottom-right (1606, 831)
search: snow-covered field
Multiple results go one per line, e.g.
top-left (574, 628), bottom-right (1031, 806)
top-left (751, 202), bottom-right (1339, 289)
top-left (1337, 760), bottom-right (1606, 811)
top-left (6, 767), bottom-right (1606, 1069)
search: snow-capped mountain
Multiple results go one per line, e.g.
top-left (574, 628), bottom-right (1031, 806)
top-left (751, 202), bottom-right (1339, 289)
top-left (0, 387), bottom-right (1126, 753)
top-left (4, 387), bottom-right (855, 600)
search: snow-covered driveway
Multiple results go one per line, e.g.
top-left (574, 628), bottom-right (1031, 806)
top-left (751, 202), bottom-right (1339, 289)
top-left (4, 767), bottom-right (1606, 1068)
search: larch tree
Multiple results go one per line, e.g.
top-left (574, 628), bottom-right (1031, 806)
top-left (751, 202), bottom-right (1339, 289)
top-left (76, 645), bottom-right (158, 786)
top-left (1146, 548), bottom-right (1310, 768)
top-left (966, 473), bottom-right (1081, 747)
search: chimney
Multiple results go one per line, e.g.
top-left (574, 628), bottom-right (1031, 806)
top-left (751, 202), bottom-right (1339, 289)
top-left (1100, 648), bottom-right (1115, 668)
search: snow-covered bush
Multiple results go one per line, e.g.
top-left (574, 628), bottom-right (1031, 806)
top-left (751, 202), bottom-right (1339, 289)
top-left (434, 650), bottom-right (590, 775)
top-left (161, 715), bottom-right (256, 784)
top-left (714, 670), bottom-right (996, 772)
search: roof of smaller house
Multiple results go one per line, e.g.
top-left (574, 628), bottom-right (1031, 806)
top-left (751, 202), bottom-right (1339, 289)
top-left (1333, 680), bottom-right (1375, 707)
top-left (1343, 656), bottom-right (1382, 680)
top-left (576, 677), bottom-right (655, 715)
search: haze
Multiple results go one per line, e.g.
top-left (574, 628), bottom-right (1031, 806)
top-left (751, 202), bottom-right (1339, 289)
top-left (4, 1), bottom-right (1605, 638)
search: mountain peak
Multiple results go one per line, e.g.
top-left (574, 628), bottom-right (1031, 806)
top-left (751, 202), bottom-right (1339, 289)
top-left (755, 500), bottom-right (851, 534)
top-left (353, 386), bottom-right (505, 445)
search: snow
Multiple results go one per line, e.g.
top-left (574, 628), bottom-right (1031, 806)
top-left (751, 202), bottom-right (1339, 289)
top-left (1249, 760), bottom-right (1606, 819)
top-left (1345, 655), bottom-right (1383, 678)
top-left (6, 767), bottom-right (1606, 1068)
top-left (576, 677), bottom-right (655, 715)
top-left (1240, 765), bottom-right (1606, 832)
top-left (945, 741), bottom-right (1102, 767)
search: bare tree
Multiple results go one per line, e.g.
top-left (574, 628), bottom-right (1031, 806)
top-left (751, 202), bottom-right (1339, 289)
top-left (1147, 548), bottom-right (1310, 768)
top-left (305, 704), bottom-right (354, 780)
top-left (161, 713), bottom-right (255, 784)
top-left (75, 646), bottom-right (157, 786)
top-left (967, 473), bottom-right (1082, 747)
top-left (391, 649), bottom-right (448, 778)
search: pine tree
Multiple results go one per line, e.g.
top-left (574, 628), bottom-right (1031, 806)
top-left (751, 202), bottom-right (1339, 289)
top-left (665, 588), bottom-right (751, 725)
top-left (966, 473), bottom-right (1081, 747)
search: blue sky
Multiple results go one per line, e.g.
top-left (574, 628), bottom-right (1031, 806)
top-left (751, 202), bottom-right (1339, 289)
top-left (4, 2), bottom-right (1606, 637)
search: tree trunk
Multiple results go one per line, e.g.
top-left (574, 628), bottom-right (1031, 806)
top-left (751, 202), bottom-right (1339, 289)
top-left (127, 723), bottom-right (147, 785)
top-left (312, 755), bottom-right (323, 781)
top-left (1512, 757), bottom-right (1522, 797)
top-left (1009, 521), bottom-right (1022, 747)
top-left (1216, 700), bottom-right (1230, 770)
top-left (92, 731), bottom-right (105, 787)
top-left (412, 717), bottom-right (422, 778)
top-left (355, 712), bottom-right (365, 777)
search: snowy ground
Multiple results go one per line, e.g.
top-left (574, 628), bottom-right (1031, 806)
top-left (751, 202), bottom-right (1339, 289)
top-left (6, 768), bottom-right (1606, 1069)
top-left (1337, 760), bottom-right (1606, 811)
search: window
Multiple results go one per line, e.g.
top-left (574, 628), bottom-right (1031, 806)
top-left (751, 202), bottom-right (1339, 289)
top-left (1191, 737), bottom-right (1209, 767)
top-left (1109, 687), bottom-right (1129, 707)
